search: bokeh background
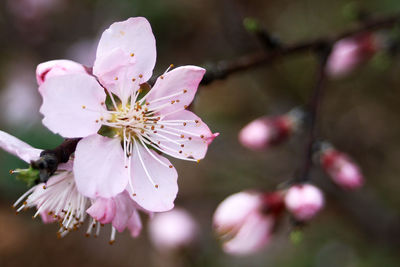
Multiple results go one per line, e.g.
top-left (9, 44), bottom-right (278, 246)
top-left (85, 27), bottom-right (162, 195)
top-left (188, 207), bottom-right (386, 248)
top-left (1, 0), bottom-right (400, 266)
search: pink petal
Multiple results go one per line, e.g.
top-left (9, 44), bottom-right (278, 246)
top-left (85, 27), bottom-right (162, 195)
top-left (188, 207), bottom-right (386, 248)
top-left (148, 110), bottom-right (217, 160)
top-left (74, 135), bottom-right (129, 198)
top-left (147, 66), bottom-right (205, 114)
top-left (213, 191), bottom-right (261, 234)
top-left (94, 17), bottom-right (156, 102)
top-left (0, 130), bottom-right (42, 163)
top-left (127, 209), bottom-right (142, 237)
top-left (128, 142), bottom-right (178, 212)
top-left (223, 213), bottom-right (273, 255)
top-left (86, 197), bottom-right (116, 224)
top-left (39, 73), bottom-right (108, 138)
top-left (112, 191), bottom-right (135, 232)
top-left (93, 48), bottom-right (140, 104)
top-left (36, 59), bottom-right (87, 86)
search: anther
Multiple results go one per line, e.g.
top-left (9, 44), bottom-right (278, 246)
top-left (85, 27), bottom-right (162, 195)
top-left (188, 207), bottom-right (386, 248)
top-left (95, 120), bottom-right (99, 123)
top-left (155, 184), bottom-right (159, 189)
top-left (171, 100), bottom-right (175, 104)
top-left (183, 122), bottom-right (187, 126)
top-left (130, 53), bottom-right (135, 57)
top-left (183, 89), bottom-right (188, 93)
top-left (132, 193), bottom-right (137, 197)
top-left (139, 74), bottom-right (143, 78)
top-left (179, 151), bottom-right (182, 154)
top-left (195, 120), bottom-right (199, 123)
top-left (160, 75), bottom-right (164, 79)
top-left (169, 165), bottom-right (173, 168)
top-left (181, 144), bottom-right (184, 147)
top-left (188, 137), bottom-right (192, 140)
top-left (132, 78), bottom-right (136, 82)
top-left (160, 125), bottom-right (164, 128)
top-left (114, 77), bottom-right (118, 81)
top-left (200, 135), bottom-right (205, 138)
top-left (180, 134), bottom-right (185, 138)
top-left (82, 105), bottom-right (86, 109)
top-left (184, 105), bottom-right (188, 109)
top-left (9, 170), bottom-right (13, 174)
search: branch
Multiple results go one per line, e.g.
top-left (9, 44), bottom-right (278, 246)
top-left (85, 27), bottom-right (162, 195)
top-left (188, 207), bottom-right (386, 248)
top-left (295, 44), bottom-right (331, 182)
top-left (30, 138), bottom-right (81, 183)
top-left (201, 13), bottom-right (400, 85)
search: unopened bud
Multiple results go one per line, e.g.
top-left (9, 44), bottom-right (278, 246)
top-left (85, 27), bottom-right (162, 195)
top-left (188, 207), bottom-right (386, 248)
top-left (239, 109), bottom-right (304, 151)
top-left (326, 33), bottom-right (379, 78)
top-left (285, 184), bottom-right (324, 221)
top-left (320, 148), bottom-right (364, 190)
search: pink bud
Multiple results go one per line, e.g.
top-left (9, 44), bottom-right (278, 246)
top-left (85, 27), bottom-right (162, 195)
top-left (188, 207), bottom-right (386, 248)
top-left (284, 184), bottom-right (324, 221)
top-left (321, 149), bottom-right (364, 190)
top-left (239, 115), bottom-right (295, 151)
top-left (213, 191), bottom-right (282, 255)
top-left (36, 59), bottom-right (87, 85)
top-left (148, 208), bottom-right (198, 251)
top-left (326, 33), bottom-right (378, 78)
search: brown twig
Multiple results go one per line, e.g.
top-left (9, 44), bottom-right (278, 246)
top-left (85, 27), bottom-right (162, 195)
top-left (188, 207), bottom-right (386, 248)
top-left (295, 43), bottom-right (331, 182)
top-left (201, 13), bottom-right (400, 85)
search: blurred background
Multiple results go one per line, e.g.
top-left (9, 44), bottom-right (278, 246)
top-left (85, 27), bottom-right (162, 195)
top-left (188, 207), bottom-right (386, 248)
top-left (1, 0), bottom-right (400, 266)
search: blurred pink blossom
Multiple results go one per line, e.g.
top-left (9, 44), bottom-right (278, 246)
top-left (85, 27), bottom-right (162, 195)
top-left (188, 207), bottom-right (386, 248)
top-left (326, 33), bottom-right (378, 78)
top-left (37, 17), bottom-right (218, 212)
top-left (148, 208), bottom-right (198, 251)
top-left (213, 191), bottom-right (284, 255)
top-left (0, 63), bottom-right (41, 127)
top-left (7, 0), bottom-right (63, 20)
top-left (239, 109), bottom-right (303, 151)
top-left (320, 148), bottom-right (364, 190)
top-left (284, 184), bottom-right (324, 221)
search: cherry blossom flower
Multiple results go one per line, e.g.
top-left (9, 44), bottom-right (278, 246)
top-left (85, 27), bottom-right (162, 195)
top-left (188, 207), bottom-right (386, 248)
top-left (148, 208), bottom-right (198, 251)
top-left (320, 147), bottom-right (364, 190)
top-left (239, 108), bottom-right (304, 151)
top-left (37, 17), bottom-right (217, 212)
top-left (0, 130), bottom-right (143, 243)
top-left (213, 191), bottom-right (284, 255)
top-left (284, 184), bottom-right (324, 221)
top-left (326, 33), bottom-right (378, 78)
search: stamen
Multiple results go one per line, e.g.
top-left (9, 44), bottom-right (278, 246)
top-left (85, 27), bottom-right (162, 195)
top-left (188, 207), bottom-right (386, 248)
top-left (109, 227), bottom-right (116, 245)
top-left (133, 139), bottom-right (158, 188)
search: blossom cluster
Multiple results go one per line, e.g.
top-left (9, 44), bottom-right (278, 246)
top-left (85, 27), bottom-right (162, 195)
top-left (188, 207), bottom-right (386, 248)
top-left (0, 17), bottom-right (217, 244)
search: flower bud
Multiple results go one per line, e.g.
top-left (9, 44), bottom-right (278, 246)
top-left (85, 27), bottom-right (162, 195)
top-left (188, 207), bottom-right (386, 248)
top-left (213, 191), bottom-right (283, 255)
top-left (148, 208), bottom-right (198, 252)
top-left (36, 59), bottom-right (87, 85)
top-left (320, 148), bottom-right (364, 190)
top-left (326, 33), bottom-right (378, 78)
top-left (239, 109), bottom-right (303, 151)
top-left (284, 184), bottom-right (324, 221)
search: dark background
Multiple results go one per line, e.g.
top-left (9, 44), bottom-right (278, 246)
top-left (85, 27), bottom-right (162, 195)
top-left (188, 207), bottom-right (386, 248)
top-left (0, 0), bottom-right (399, 266)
